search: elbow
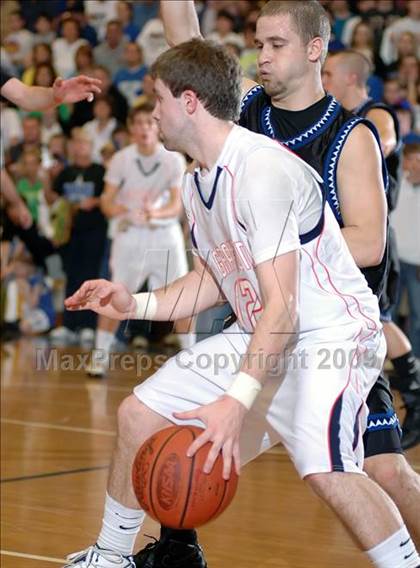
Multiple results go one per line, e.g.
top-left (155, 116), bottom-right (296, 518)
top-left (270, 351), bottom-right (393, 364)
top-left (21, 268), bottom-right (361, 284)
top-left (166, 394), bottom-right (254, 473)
top-left (361, 239), bottom-right (386, 268)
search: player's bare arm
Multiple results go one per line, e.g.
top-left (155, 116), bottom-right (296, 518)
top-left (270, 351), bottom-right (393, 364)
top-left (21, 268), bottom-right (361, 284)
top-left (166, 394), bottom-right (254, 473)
top-left (146, 185), bottom-right (183, 220)
top-left (65, 255), bottom-right (225, 321)
top-left (175, 250), bottom-right (300, 479)
top-left (100, 183), bottom-right (129, 218)
top-left (366, 108), bottom-right (397, 158)
top-left (160, 0), bottom-right (257, 99)
top-left (337, 124), bottom-right (387, 268)
top-left (0, 75), bottom-right (101, 111)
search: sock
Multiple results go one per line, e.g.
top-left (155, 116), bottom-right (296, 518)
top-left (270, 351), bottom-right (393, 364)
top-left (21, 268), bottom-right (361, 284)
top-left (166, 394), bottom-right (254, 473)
top-left (367, 525), bottom-right (419, 568)
top-left (160, 526), bottom-right (197, 544)
top-left (178, 333), bottom-right (196, 350)
top-left (391, 351), bottom-right (420, 392)
top-left (94, 329), bottom-right (115, 365)
top-left (97, 493), bottom-right (145, 556)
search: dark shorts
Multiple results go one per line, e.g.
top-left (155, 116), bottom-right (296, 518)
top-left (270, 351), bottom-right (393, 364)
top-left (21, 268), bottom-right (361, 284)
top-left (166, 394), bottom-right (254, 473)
top-left (363, 374), bottom-right (403, 458)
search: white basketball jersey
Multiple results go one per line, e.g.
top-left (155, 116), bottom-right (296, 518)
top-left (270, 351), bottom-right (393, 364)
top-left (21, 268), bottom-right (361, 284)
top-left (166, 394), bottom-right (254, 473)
top-left (183, 125), bottom-right (381, 337)
top-left (105, 143), bottom-right (185, 226)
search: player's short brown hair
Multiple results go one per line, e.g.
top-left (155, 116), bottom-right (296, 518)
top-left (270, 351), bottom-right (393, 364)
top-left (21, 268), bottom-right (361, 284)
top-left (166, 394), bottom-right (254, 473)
top-left (259, 0), bottom-right (331, 64)
top-left (150, 38), bottom-right (242, 122)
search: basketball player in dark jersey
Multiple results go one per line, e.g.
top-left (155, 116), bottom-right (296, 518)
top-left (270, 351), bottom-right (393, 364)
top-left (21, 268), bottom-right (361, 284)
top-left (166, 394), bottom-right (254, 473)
top-left (322, 50), bottom-right (420, 451)
top-left (129, 2), bottom-right (420, 567)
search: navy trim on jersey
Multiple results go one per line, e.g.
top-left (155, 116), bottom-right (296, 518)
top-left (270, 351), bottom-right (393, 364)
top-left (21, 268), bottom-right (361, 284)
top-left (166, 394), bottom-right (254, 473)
top-left (260, 95), bottom-right (342, 150)
top-left (329, 393), bottom-right (345, 472)
top-left (366, 410), bottom-right (401, 433)
top-left (240, 84), bottom-right (264, 114)
top-left (193, 166), bottom-right (224, 210)
top-left (190, 222), bottom-right (198, 249)
top-left (299, 182), bottom-right (326, 245)
top-left (323, 116), bottom-right (389, 227)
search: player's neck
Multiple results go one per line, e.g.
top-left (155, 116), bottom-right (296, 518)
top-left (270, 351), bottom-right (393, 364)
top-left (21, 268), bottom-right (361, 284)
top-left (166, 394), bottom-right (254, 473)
top-left (341, 87), bottom-right (369, 112)
top-left (136, 143), bottom-right (157, 156)
top-left (270, 76), bottom-right (325, 111)
top-left (191, 121), bottom-right (234, 172)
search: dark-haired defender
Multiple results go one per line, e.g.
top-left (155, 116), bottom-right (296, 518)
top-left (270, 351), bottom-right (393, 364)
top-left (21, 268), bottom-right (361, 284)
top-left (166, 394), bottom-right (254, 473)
top-left (63, 38), bottom-right (418, 568)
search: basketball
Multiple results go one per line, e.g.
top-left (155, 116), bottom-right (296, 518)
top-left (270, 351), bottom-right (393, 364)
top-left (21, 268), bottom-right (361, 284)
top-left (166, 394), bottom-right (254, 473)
top-left (132, 425), bottom-right (239, 529)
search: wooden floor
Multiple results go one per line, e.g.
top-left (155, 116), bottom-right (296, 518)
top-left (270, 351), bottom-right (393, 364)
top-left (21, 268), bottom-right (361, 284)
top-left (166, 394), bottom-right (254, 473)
top-left (1, 338), bottom-right (419, 568)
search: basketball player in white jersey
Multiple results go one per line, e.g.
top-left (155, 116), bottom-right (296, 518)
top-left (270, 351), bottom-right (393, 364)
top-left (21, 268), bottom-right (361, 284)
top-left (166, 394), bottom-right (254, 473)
top-left (89, 102), bottom-right (195, 377)
top-left (64, 40), bottom-right (419, 568)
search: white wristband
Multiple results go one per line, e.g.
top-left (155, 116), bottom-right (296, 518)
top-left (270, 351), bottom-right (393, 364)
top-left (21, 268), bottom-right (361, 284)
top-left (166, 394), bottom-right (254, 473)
top-left (226, 371), bottom-right (262, 410)
top-left (132, 292), bottom-right (158, 320)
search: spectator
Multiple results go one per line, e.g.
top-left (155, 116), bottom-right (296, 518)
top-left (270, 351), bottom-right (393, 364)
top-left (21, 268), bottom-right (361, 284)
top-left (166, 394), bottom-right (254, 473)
top-left (3, 253), bottom-right (55, 337)
top-left (21, 43), bottom-right (53, 85)
top-left (15, 148), bottom-right (45, 226)
top-left (51, 132), bottom-right (107, 344)
top-left (39, 108), bottom-right (63, 146)
top-left (117, 1), bottom-right (140, 42)
top-left (207, 9), bottom-right (244, 50)
top-left (111, 124), bottom-right (131, 151)
top-left (52, 17), bottom-right (88, 78)
top-left (8, 115), bottom-right (44, 167)
top-left (391, 143), bottom-right (420, 358)
top-left (397, 54), bottom-right (419, 107)
top-left (380, 1), bottom-right (420, 65)
top-left (113, 42), bottom-right (148, 107)
top-left (395, 105), bottom-right (420, 144)
top-left (18, 0), bottom-right (62, 32)
top-left (68, 65), bottom-right (128, 129)
top-left (132, 1), bottom-right (159, 34)
top-left (0, 101), bottom-right (23, 152)
top-left (383, 77), bottom-right (406, 106)
top-left (386, 31), bottom-right (418, 77)
top-left (240, 22), bottom-right (258, 81)
top-left (32, 13), bottom-right (56, 45)
top-left (83, 97), bottom-right (118, 163)
top-left (329, 0), bottom-right (353, 43)
top-left (350, 21), bottom-right (387, 77)
top-left (136, 14), bottom-right (169, 67)
top-left (44, 133), bottom-right (69, 182)
top-left (32, 63), bottom-right (72, 131)
top-left (3, 10), bottom-right (34, 71)
top-left (74, 44), bottom-right (96, 76)
top-left (93, 20), bottom-right (127, 77)
top-left (85, 0), bottom-right (118, 40)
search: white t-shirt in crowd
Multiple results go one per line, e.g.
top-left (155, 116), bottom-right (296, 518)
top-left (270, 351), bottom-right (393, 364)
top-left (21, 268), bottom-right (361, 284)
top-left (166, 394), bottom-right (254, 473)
top-left (391, 175), bottom-right (420, 265)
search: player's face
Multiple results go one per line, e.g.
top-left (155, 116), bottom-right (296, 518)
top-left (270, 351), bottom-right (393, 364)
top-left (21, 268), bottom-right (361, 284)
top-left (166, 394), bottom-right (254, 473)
top-left (255, 15), bottom-right (312, 100)
top-left (321, 57), bottom-right (348, 102)
top-left (130, 112), bottom-right (159, 147)
top-left (152, 78), bottom-right (186, 153)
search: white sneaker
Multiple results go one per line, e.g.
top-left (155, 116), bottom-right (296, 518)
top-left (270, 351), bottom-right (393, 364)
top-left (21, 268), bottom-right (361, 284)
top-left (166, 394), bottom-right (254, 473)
top-left (86, 358), bottom-right (108, 378)
top-left (64, 546), bottom-right (135, 567)
top-left (50, 326), bottom-right (78, 345)
top-left (79, 328), bottom-right (95, 346)
top-left (132, 335), bottom-right (149, 350)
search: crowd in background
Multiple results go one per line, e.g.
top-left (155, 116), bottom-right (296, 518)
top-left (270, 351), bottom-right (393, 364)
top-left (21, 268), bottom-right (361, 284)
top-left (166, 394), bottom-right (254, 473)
top-left (0, 0), bottom-right (419, 356)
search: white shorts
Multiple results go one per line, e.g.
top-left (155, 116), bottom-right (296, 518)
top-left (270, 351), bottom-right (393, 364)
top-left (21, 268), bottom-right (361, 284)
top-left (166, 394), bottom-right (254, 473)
top-left (110, 223), bottom-right (188, 292)
top-left (134, 322), bottom-right (386, 478)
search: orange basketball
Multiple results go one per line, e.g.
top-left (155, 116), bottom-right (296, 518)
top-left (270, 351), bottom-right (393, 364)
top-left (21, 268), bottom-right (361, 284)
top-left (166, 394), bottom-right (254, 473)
top-left (132, 425), bottom-right (239, 529)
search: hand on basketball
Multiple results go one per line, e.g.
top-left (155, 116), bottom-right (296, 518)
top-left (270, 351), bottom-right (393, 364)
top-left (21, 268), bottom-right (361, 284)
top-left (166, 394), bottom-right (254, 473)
top-left (65, 280), bottom-right (135, 319)
top-left (173, 395), bottom-right (246, 480)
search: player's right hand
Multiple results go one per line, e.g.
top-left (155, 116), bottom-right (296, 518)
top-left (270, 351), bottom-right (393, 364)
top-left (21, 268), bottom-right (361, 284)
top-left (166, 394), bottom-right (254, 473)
top-left (65, 280), bottom-right (135, 319)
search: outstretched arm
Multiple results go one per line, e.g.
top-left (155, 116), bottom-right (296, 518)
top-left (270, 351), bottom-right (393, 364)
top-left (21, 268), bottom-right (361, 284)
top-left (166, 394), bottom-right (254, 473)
top-left (1, 76), bottom-right (101, 111)
top-left (160, 0), bottom-right (258, 97)
top-left (65, 255), bottom-right (225, 321)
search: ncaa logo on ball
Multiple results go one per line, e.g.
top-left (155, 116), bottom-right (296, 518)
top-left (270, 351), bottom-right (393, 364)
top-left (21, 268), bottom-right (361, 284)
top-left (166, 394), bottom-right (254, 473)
top-left (157, 453), bottom-right (181, 510)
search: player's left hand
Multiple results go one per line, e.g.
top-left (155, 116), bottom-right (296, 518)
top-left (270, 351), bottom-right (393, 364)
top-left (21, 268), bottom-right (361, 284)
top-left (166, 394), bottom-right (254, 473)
top-left (173, 395), bottom-right (246, 480)
top-left (52, 75), bottom-right (102, 105)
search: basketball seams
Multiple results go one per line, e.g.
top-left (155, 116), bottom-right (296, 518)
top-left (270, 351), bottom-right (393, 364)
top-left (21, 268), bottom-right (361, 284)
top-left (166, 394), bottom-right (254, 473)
top-left (148, 428), bottom-right (186, 522)
top-left (210, 478), bottom-right (230, 521)
top-left (179, 426), bottom-right (198, 528)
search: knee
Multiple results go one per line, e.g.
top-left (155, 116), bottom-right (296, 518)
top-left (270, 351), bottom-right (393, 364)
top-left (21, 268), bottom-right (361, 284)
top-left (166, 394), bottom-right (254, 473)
top-left (304, 472), bottom-right (336, 501)
top-left (364, 454), bottom-right (419, 494)
top-left (116, 394), bottom-right (145, 441)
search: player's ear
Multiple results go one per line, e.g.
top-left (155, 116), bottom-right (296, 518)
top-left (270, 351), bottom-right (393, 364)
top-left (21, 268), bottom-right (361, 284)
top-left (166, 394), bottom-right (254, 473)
top-left (182, 90), bottom-right (199, 115)
top-left (307, 37), bottom-right (324, 63)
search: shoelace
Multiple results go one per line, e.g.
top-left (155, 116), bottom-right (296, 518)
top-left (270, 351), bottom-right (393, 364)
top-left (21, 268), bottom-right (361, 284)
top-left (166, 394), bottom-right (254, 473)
top-left (65, 546), bottom-right (134, 567)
